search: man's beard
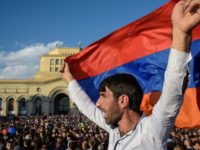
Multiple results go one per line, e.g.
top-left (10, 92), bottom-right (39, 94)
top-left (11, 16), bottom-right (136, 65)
top-left (104, 112), bottom-right (122, 129)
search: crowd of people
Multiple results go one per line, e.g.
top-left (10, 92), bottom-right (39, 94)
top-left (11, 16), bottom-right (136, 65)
top-left (167, 127), bottom-right (200, 150)
top-left (0, 114), bottom-right (109, 150)
top-left (0, 113), bottom-right (199, 150)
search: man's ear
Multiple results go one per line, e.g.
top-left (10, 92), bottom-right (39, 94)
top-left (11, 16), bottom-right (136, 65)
top-left (118, 94), bottom-right (129, 108)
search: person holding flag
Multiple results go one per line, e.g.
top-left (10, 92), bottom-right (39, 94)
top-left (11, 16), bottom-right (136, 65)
top-left (61, 0), bottom-right (200, 149)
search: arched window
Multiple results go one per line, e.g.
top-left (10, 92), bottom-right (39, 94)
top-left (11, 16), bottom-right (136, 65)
top-left (54, 93), bottom-right (69, 114)
top-left (35, 97), bottom-right (42, 115)
top-left (19, 98), bottom-right (26, 115)
top-left (59, 97), bottom-right (69, 112)
top-left (8, 98), bottom-right (14, 114)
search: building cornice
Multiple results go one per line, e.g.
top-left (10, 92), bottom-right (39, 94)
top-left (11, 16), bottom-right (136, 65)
top-left (0, 77), bottom-right (63, 84)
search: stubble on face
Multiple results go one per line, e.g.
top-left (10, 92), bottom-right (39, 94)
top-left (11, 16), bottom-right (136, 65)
top-left (104, 98), bottom-right (123, 126)
top-left (99, 87), bottom-right (123, 126)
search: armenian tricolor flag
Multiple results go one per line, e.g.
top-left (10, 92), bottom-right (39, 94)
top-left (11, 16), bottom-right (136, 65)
top-left (65, 0), bottom-right (200, 128)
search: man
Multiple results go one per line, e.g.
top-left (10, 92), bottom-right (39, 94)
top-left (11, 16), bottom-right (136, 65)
top-left (61, 0), bottom-right (200, 149)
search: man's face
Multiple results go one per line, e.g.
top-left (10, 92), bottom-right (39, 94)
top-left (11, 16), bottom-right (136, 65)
top-left (96, 86), bottom-right (122, 125)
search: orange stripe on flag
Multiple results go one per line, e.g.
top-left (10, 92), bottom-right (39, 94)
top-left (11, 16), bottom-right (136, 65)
top-left (141, 87), bottom-right (200, 128)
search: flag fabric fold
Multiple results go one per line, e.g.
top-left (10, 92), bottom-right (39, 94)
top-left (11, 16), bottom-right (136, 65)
top-left (65, 0), bottom-right (200, 128)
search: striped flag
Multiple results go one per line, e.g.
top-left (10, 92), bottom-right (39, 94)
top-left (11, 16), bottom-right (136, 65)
top-left (65, 0), bottom-right (200, 128)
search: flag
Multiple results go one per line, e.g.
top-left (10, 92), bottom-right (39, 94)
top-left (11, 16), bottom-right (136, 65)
top-left (65, 0), bottom-right (200, 128)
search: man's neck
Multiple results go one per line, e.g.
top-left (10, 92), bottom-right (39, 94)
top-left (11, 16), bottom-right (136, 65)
top-left (118, 110), bottom-right (141, 137)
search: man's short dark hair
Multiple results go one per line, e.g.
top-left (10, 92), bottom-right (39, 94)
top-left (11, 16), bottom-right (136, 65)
top-left (99, 73), bottom-right (143, 116)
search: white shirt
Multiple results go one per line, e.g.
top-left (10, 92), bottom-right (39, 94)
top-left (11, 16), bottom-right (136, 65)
top-left (67, 48), bottom-right (190, 150)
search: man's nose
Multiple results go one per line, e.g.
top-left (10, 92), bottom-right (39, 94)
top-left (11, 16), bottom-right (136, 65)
top-left (96, 97), bottom-right (102, 108)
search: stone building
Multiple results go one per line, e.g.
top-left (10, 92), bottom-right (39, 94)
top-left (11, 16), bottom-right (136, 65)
top-left (0, 47), bottom-right (80, 116)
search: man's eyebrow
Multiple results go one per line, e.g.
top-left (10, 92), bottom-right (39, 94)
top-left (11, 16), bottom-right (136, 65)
top-left (99, 92), bottom-right (106, 96)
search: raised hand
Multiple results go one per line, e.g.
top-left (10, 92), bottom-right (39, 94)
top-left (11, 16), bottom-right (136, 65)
top-left (60, 63), bottom-right (74, 83)
top-left (171, 0), bottom-right (200, 51)
top-left (172, 0), bottom-right (200, 34)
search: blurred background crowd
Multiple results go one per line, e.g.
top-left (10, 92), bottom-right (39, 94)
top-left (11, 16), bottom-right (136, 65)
top-left (0, 114), bottom-right (199, 150)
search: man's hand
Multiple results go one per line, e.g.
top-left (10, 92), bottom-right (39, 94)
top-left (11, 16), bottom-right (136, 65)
top-left (172, 0), bottom-right (200, 33)
top-left (60, 63), bottom-right (74, 83)
top-left (171, 0), bottom-right (200, 51)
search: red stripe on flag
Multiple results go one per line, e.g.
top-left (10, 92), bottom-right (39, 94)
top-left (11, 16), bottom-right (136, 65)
top-left (65, 0), bottom-right (200, 80)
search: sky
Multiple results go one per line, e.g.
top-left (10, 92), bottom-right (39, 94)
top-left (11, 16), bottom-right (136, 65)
top-left (0, 0), bottom-right (167, 79)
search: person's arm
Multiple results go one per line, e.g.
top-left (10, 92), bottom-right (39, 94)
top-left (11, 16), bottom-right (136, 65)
top-left (147, 0), bottom-right (200, 142)
top-left (61, 64), bottom-right (111, 132)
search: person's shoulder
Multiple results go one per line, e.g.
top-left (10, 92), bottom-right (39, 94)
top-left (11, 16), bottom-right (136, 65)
top-left (137, 113), bottom-right (152, 132)
top-left (139, 113), bottom-right (149, 124)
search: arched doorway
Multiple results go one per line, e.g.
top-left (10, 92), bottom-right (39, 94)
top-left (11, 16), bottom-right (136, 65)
top-left (35, 97), bottom-right (42, 115)
top-left (7, 98), bottom-right (15, 115)
top-left (19, 98), bottom-right (26, 115)
top-left (54, 93), bottom-right (69, 114)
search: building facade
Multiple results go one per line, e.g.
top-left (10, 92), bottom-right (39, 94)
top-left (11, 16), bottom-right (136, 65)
top-left (0, 47), bottom-right (80, 116)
